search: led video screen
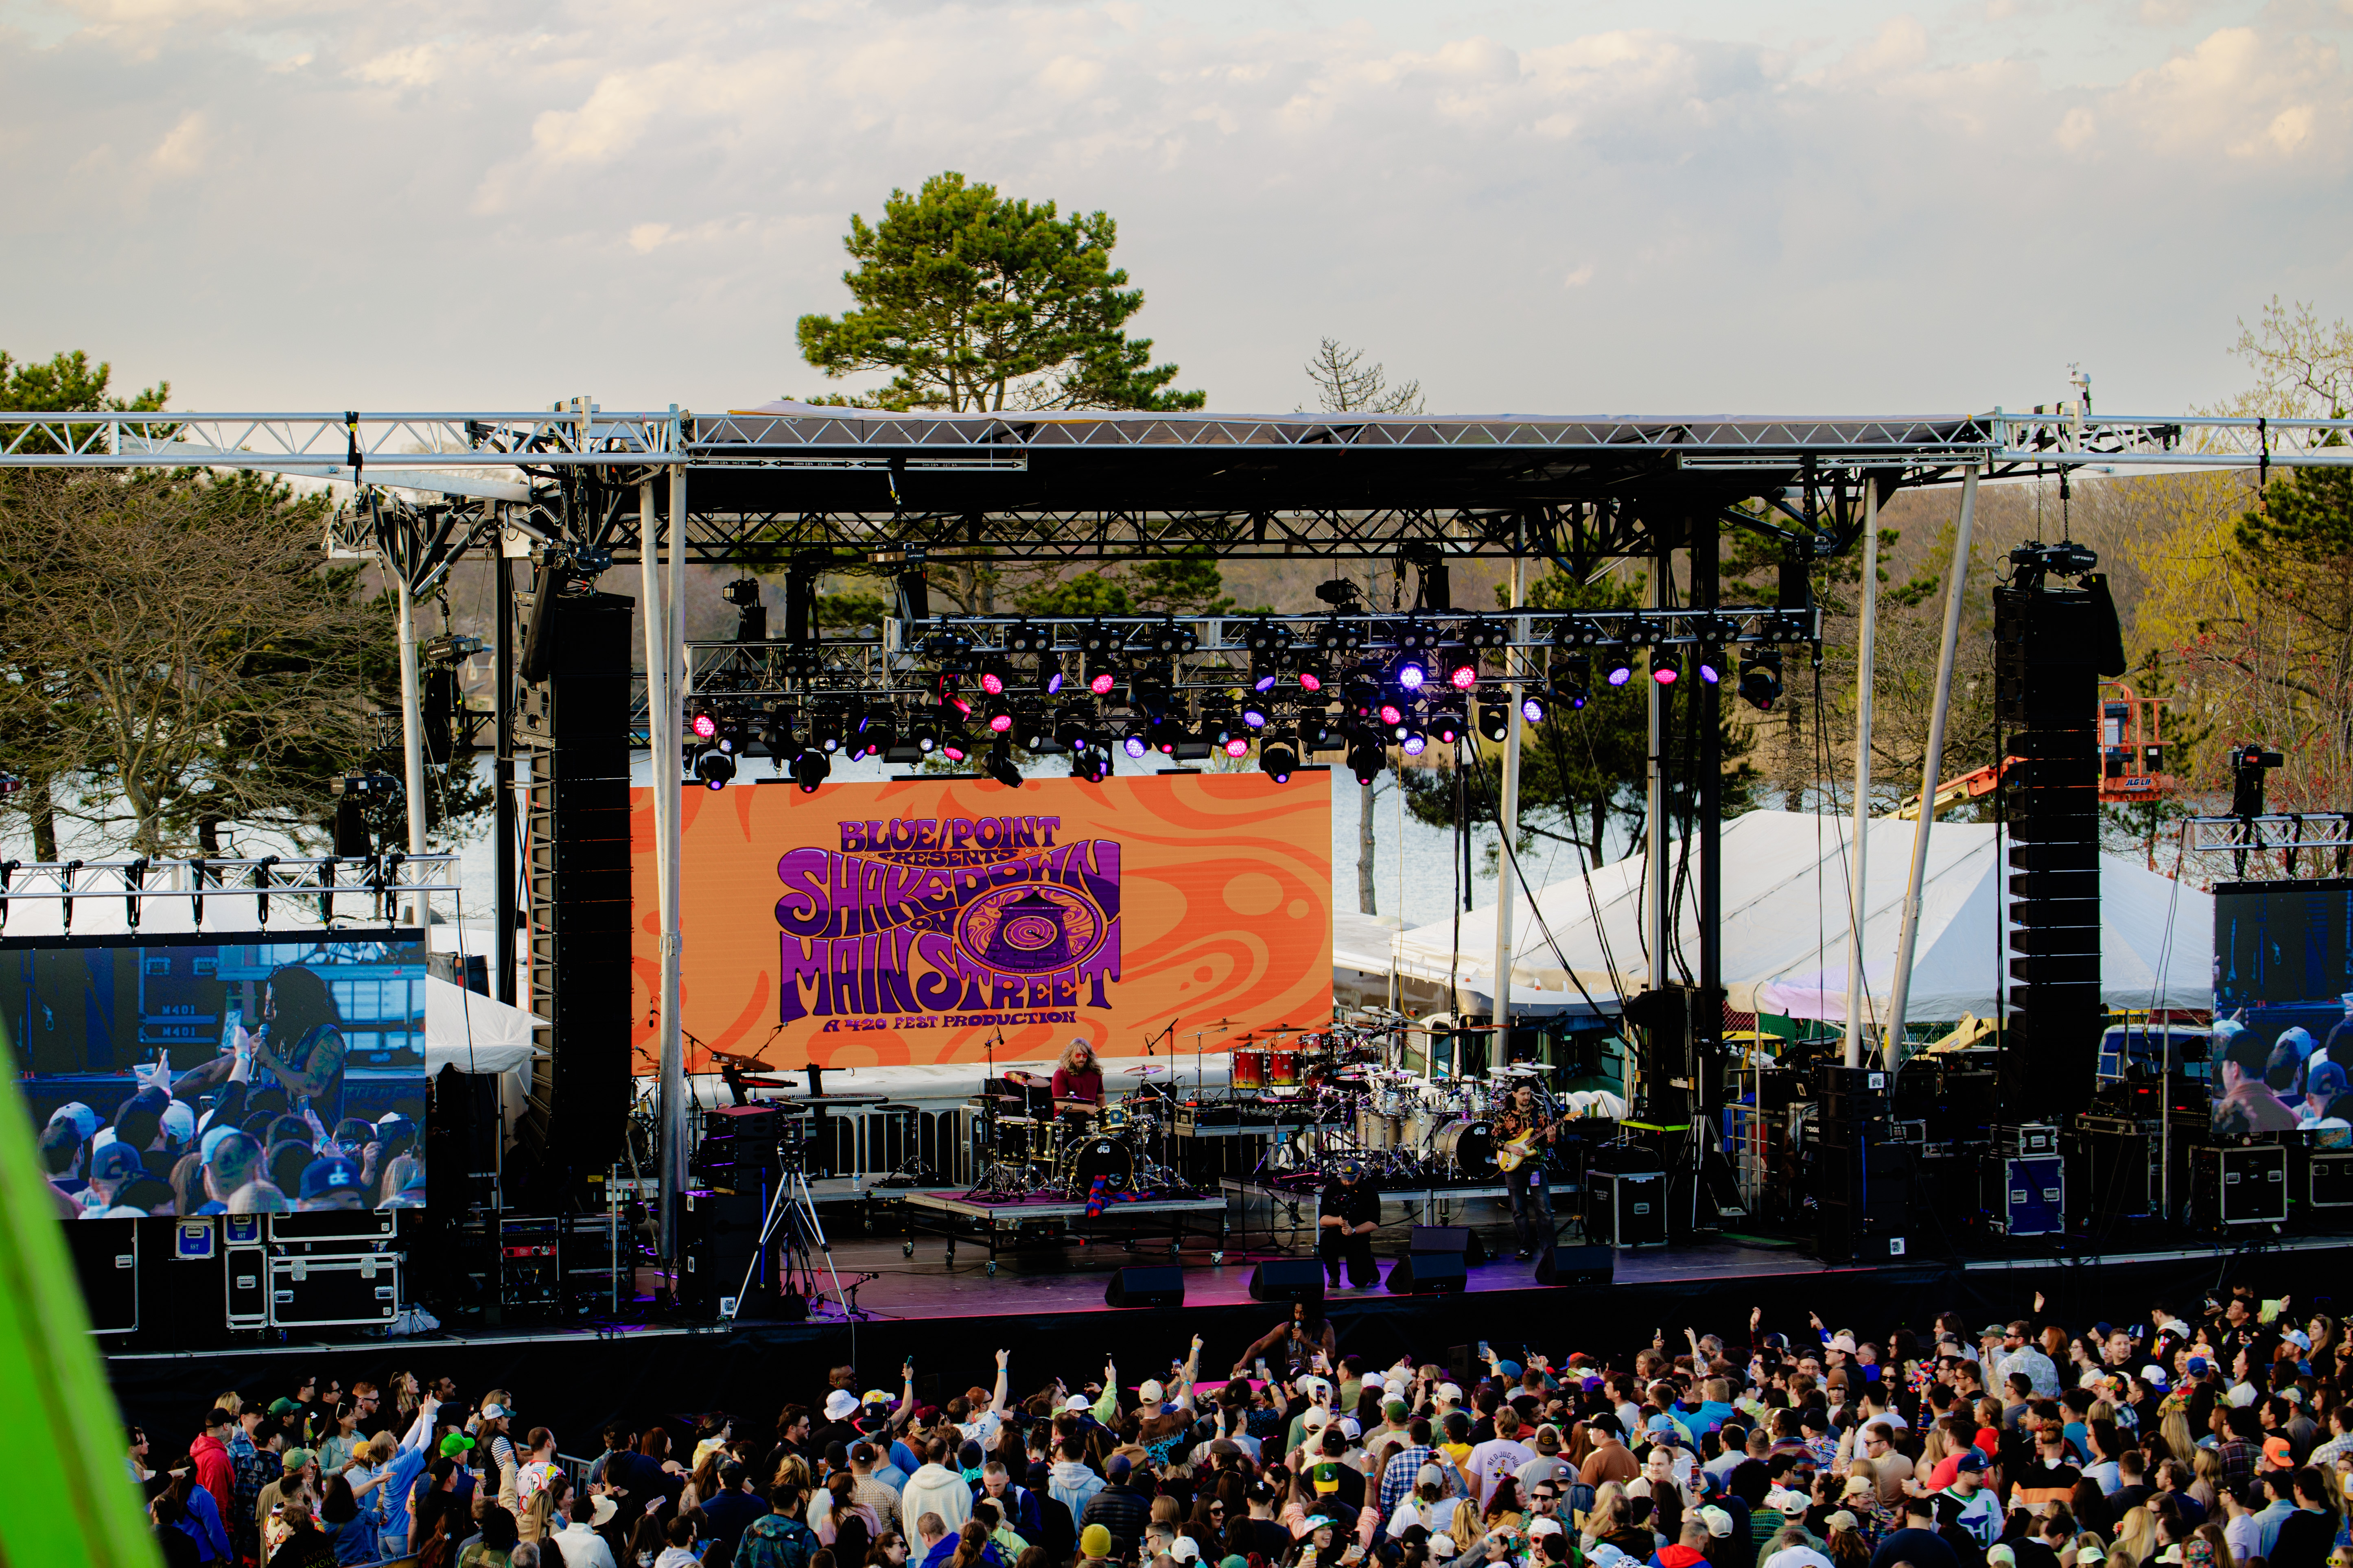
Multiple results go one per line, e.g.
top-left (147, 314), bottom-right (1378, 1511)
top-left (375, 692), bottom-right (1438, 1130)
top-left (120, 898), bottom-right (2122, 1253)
top-left (2211, 881), bottom-right (2353, 1139)
top-left (5, 932), bottom-right (429, 1219)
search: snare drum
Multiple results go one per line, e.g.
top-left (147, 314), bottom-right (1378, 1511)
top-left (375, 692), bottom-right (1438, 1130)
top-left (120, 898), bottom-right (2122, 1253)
top-left (1100, 1105), bottom-right (1133, 1132)
top-left (1433, 1118), bottom-right (1496, 1178)
top-left (1268, 1049), bottom-right (1302, 1088)
top-left (1232, 1048), bottom-right (1268, 1091)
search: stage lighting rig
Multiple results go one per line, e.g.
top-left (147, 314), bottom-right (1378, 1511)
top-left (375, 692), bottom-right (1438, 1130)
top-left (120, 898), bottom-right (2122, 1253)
top-left (984, 697), bottom-right (1014, 734)
top-left (1478, 701), bottom-right (1510, 743)
top-left (1550, 653), bottom-right (1590, 710)
top-left (1399, 724), bottom-right (1429, 757)
top-left (1600, 646), bottom-right (1635, 687)
top-left (1260, 734), bottom-right (1299, 783)
top-left (1314, 616), bottom-right (1363, 656)
top-left (1013, 703), bottom-right (1051, 749)
top-left (1519, 691), bottom-right (1548, 724)
top-left (1301, 710), bottom-right (1339, 750)
top-left (985, 739), bottom-right (1024, 789)
top-left (1428, 704), bottom-right (1467, 746)
top-left (1238, 695), bottom-right (1271, 731)
top-left (694, 747), bottom-right (737, 790)
top-left (852, 705), bottom-right (892, 760)
top-left (713, 712), bottom-right (747, 754)
top-left (761, 709), bottom-right (796, 769)
top-left (1081, 622), bottom-right (1119, 695)
top-left (1695, 647), bottom-right (1724, 685)
top-left (1246, 619), bottom-right (1292, 692)
top-left (907, 713), bottom-right (938, 754)
top-left (1737, 648), bottom-right (1782, 711)
top-left (1443, 645), bottom-right (1479, 691)
top-left (1127, 618), bottom-right (1195, 658)
top-left (690, 707), bottom-right (717, 742)
top-left (1054, 704), bottom-right (1093, 750)
top-left (1347, 737), bottom-right (1385, 785)
top-left (792, 747), bottom-right (831, 793)
top-left (1463, 617), bottom-right (1509, 653)
top-left (1294, 653), bottom-right (1327, 694)
top-left (1148, 714), bottom-right (1186, 756)
top-left (1121, 727), bottom-right (1150, 760)
top-left (810, 704), bottom-right (843, 753)
top-left (1004, 621), bottom-right (1051, 655)
top-left (1652, 659), bottom-right (1679, 686)
top-left (978, 654), bottom-right (1014, 697)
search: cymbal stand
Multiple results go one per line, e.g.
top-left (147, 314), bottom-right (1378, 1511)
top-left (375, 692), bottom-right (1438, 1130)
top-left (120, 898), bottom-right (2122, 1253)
top-left (1186, 1018), bottom-right (1229, 1103)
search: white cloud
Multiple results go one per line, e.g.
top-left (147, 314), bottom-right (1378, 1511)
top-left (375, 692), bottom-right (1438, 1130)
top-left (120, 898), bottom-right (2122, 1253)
top-left (148, 108), bottom-right (208, 175)
top-left (0, 1), bottom-right (2346, 418)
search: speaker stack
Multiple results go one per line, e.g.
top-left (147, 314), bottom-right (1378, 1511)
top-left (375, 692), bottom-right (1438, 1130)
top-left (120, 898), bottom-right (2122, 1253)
top-left (680, 1187), bottom-right (772, 1317)
top-left (515, 580), bottom-right (635, 1185)
top-left (1813, 1064), bottom-right (1907, 1263)
top-left (1104, 1267), bottom-right (1186, 1308)
top-left (1994, 549), bottom-right (2122, 1126)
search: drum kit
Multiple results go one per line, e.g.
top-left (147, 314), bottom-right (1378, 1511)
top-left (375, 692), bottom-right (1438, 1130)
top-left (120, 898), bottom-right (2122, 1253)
top-left (1259, 1060), bottom-right (1579, 1188)
top-left (968, 1063), bottom-right (1194, 1202)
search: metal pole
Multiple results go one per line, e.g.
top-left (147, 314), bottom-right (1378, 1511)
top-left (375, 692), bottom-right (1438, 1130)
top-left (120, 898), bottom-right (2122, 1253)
top-left (1884, 465), bottom-right (1979, 1066)
top-left (1493, 559), bottom-right (1524, 1048)
top-left (641, 478), bottom-right (680, 1257)
top-left (494, 546), bottom-right (517, 1007)
top-left (1843, 487), bottom-right (1880, 1068)
top-left (394, 571), bottom-right (429, 928)
top-left (658, 452), bottom-right (690, 1257)
top-left (1646, 551), bottom-right (1669, 986)
top-left (1696, 511), bottom-right (1721, 1231)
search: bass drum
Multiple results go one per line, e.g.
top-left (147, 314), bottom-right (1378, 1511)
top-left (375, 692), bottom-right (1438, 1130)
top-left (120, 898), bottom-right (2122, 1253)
top-left (1433, 1118), bottom-right (1496, 1179)
top-left (1061, 1135), bottom-right (1136, 1197)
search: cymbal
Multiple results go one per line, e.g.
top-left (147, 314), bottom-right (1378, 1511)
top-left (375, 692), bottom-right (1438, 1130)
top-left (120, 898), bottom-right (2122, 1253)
top-left (1124, 1064), bottom-right (1169, 1077)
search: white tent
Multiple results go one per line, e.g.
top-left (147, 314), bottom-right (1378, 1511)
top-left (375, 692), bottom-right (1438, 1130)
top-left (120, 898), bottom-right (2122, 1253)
top-left (1342, 810), bottom-right (2210, 1025)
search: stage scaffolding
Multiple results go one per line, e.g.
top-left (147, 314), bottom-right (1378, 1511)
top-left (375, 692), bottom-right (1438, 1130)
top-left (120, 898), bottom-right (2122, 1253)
top-left (7, 399), bottom-right (2350, 1256)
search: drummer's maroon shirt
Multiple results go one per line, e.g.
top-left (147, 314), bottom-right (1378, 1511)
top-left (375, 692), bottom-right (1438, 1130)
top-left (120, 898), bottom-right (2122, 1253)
top-left (1051, 1066), bottom-right (1103, 1103)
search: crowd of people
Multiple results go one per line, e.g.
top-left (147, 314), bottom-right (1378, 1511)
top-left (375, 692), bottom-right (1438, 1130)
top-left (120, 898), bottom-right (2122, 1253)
top-left (33, 961), bottom-right (427, 1218)
top-left (133, 1288), bottom-right (2353, 1568)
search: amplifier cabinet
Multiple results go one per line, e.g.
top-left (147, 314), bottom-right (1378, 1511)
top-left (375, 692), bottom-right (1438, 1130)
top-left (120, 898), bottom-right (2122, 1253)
top-left (268, 1251), bottom-right (400, 1328)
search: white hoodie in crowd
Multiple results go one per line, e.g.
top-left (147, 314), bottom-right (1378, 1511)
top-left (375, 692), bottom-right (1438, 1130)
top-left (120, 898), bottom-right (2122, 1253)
top-left (900, 1461), bottom-right (973, 1536)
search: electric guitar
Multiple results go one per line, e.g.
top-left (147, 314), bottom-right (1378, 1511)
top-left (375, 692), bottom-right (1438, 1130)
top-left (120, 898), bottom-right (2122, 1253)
top-left (1494, 1121), bottom-right (1550, 1173)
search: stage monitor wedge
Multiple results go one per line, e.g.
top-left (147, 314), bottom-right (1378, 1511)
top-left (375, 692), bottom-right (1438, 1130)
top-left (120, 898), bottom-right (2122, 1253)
top-left (1106, 1266), bottom-right (1186, 1308)
top-left (1385, 1252), bottom-right (1467, 1295)
top-left (1248, 1258), bottom-right (1325, 1304)
top-left (1408, 1225), bottom-right (1488, 1265)
top-left (1534, 1244), bottom-right (1613, 1287)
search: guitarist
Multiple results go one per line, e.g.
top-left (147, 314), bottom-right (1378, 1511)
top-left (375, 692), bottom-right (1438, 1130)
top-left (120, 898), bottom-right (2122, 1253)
top-left (1493, 1079), bottom-right (1557, 1262)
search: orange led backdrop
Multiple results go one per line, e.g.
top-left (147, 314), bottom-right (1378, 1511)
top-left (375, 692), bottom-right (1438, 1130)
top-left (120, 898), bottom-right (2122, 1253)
top-left (630, 772), bottom-right (1334, 1070)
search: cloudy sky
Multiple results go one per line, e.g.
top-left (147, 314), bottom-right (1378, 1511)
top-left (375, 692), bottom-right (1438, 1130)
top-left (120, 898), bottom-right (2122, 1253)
top-left (2, 0), bottom-right (2346, 418)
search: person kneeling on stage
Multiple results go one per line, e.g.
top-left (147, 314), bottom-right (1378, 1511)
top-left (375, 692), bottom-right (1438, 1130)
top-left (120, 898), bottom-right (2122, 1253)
top-left (1319, 1160), bottom-right (1381, 1290)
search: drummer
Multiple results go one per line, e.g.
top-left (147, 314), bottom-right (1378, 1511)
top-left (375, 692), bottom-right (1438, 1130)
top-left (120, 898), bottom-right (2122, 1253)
top-left (1051, 1037), bottom-right (1105, 1114)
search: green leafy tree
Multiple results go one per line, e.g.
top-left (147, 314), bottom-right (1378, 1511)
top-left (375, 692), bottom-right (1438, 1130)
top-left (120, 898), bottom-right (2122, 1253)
top-left (1015, 571), bottom-right (1132, 618)
top-left (796, 171), bottom-right (1203, 413)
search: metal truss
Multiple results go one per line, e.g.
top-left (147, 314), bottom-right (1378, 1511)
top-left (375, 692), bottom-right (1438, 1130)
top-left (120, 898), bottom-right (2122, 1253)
top-left (0, 854), bottom-right (461, 932)
top-left (682, 605), bottom-right (1813, 710)
top-left (7, 404), bottom-right (2348, 573)
top-left (2182, 814), bottom-right (2353, 854)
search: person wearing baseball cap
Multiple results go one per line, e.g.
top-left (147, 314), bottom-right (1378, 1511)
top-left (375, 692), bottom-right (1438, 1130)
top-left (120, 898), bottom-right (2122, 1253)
top-left (1318, 1159), bottom-right (1381, 1291)
top-left (296, 1155), bottom-right (367, 1212)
